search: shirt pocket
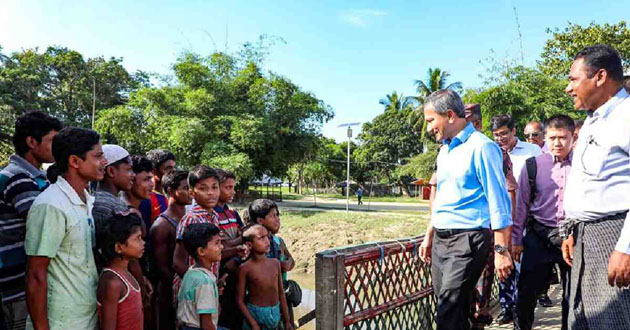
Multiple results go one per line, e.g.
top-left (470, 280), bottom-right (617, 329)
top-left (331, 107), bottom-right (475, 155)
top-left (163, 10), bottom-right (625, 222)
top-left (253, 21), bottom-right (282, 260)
top-left (579, 136), bottom-right (610, 177)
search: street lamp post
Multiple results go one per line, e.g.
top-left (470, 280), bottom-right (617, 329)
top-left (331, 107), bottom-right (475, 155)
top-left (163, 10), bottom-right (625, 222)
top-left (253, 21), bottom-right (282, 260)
top-left (338, 122), bottom-right (360, 215)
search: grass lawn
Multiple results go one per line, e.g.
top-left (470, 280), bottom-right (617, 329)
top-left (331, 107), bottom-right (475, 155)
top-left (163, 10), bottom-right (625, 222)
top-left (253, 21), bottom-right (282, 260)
top-left (278, 209), bottom-right (430, 278)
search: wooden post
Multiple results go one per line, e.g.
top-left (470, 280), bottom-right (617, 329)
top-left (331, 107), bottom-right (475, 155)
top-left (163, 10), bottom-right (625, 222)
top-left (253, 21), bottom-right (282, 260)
top-left (316, 251), bottom-right (345, 329)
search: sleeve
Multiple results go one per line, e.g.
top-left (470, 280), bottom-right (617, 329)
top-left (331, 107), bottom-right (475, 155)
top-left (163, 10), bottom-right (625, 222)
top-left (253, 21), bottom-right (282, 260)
top-left (512, 165), bottom-right (531, 245)
top-left (616, 130), bottom-right (630, 253)
top-left (195, 280), bottom-right (219, 314)
top-left (175, 217), bottom-right (189, 241)
top-left (233, 210), bottom-right (244, 227)
top-left (25, 203), bottom-right (67, 258)
top-left (5, 174), bottom-right (42, 217)
top-left (475, 142), bottom-right (512, 230)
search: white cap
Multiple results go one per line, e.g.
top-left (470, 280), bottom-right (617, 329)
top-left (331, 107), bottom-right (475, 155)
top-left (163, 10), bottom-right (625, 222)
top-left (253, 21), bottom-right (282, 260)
top-left (103, 144), bottom-right (130, 166)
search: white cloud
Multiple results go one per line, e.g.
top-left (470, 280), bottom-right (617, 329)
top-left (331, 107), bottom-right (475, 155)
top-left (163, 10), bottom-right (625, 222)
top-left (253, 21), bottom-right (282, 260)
top-left (339, 9), bottom-right (387, 27)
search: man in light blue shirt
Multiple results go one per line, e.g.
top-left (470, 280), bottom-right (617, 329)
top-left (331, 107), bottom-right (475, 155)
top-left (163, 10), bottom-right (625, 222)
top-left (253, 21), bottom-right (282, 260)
top-left (422, 90), bottom-right (513, 330)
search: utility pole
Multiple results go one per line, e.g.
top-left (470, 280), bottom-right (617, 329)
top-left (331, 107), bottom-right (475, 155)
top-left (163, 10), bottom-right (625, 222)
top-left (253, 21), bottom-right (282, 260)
top-left (338, 122), bottom-right (360, 215)
top-left (91, 78), bottom-right (96, 129)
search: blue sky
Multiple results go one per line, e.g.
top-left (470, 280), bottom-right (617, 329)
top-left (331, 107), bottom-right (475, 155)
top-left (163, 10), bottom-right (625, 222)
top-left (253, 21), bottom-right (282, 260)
top-left (1, 0), bottom-right (629, 141)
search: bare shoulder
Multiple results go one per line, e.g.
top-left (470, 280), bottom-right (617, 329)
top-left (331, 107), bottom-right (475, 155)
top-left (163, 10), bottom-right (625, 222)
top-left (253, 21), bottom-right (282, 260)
top-left (239, 260), bottom-right (253, 273)
top-left (98, 271), bottom-right (124, 299)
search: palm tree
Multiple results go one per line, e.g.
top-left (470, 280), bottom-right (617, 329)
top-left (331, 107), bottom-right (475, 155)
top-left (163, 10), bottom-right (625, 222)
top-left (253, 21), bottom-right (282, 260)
top-left (413, 68), bottom-right (462, 104)
top-left (379, 91), bottom-right (413, 112)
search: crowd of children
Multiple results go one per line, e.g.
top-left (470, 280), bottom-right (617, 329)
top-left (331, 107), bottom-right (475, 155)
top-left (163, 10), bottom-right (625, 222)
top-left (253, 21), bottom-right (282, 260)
top-left (0, 111), bottom-right (298, 330)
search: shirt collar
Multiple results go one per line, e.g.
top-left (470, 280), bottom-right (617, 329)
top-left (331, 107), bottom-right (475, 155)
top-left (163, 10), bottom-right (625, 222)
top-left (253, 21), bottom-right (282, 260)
top-left (9, 154), bottom-right (46, 179)
top-left (553, 151), bottom-right (573, 164)
top-left (445, 123), bottom-right (475, 150)
top-left (213, 204), bottom-right (230, 213)
top-left (592, 88), bottom-right (629, 119)
top-left (57, 176), bottom-right (93, 206)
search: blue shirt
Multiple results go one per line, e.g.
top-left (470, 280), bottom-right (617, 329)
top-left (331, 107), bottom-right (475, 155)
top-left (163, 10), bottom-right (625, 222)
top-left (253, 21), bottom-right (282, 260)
top-left (433, 123), bottom-right (512, 230)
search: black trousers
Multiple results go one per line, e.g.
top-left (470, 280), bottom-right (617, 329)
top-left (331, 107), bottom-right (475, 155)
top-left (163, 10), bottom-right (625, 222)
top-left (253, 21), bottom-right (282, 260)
top-left (432, 229), bottom-right (491, 330)
top-left (515, 230), bottom-right (570, 330)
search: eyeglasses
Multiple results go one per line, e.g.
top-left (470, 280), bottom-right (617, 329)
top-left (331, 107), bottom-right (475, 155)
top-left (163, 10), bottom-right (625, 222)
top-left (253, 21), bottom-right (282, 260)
top-left (525, 132), bottom-right (542, 138)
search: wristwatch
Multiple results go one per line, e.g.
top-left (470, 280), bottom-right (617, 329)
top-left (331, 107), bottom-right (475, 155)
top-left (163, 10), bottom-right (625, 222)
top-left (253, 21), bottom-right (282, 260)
top-left (494, 244), bottom-right (508, 254)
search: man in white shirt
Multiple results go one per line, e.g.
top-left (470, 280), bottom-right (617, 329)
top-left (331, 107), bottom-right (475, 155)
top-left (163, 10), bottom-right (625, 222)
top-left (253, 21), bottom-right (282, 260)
top-left (524, 121), bottom-right (548, 152)
top-left (561, 45), bottom-right (630, 329)
top-left (490, 114), bottom-right (541, 324)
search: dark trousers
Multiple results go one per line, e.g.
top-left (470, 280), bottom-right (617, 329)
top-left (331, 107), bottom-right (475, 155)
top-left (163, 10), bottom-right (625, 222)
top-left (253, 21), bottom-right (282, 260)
top-left (432, 229), bottom-right (490, 330)
top-left (515, 231), bottom-right (570, 330)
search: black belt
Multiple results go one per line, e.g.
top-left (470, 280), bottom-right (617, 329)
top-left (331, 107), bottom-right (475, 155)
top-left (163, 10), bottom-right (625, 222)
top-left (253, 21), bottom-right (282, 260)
top-left (434, 228), bottom-right (486, 239)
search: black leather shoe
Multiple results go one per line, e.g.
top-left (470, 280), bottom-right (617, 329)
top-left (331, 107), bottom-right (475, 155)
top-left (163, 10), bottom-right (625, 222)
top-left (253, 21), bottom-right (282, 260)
top-left (538, 293), bottom-right (553, 307)
top-left (496, 308), bottom-right (513, 324)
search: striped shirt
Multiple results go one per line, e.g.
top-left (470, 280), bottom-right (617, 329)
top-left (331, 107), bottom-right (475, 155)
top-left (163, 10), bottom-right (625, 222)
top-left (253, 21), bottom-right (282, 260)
top-left (0, 155), bottom-right (49, 302)
top-left (176, 205), bottom-right (220, 275)
top-left (213, 204), bottom-right (243, 240)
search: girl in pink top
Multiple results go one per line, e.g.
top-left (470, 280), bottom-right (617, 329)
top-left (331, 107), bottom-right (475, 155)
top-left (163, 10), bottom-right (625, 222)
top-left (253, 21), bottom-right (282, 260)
top-left (97, 212), bottom-right (145, 330)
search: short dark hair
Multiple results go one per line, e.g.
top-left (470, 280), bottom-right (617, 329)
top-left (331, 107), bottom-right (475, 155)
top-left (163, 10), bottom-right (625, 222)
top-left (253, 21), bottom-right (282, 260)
top-left (545, 114), bottom-right (575, 134)
top-left (163, 170), bottom-right (189, 194)
top-left (97, 212), bottom-right (143, 262)
top-left (182, 223), bottom-right (221, 259)
top-left (490, 114), bottom-right (515, 131)
top-left (242, 224), bottom-right (266, 243)
top-left (574, 45), bottom-right (624, 82)
top-left (188, 165), bottom-right (219, 188)
top-left (574, 119), bottom-right (584, 130)
top-left (52, 127), bottom-right (101, 173)
top-left (13, 111), bottom-right (63, 156)
top-left (131, 155), bottom-right (153, 174)
top-left (248, 199), bottom-right (279, 224)
top-left (216, 168), bottom-right (236, 184)
top-left (46, 163), bottom-right (60, 184)
top-left (146, 149), bottom-right (175, 170)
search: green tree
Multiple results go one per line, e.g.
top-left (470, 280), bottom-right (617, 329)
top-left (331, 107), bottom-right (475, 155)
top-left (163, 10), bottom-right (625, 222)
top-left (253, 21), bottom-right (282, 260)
top-left (539, 21), bottom-right (630, 77)
top-left (355, 96), bottom-right (423, 196)
top-left (414, 67), bottom-right (462, 104)
top-left (96, 44), bottom-right (333, 186)
top-left (464, 65), bottom-right (578, 138)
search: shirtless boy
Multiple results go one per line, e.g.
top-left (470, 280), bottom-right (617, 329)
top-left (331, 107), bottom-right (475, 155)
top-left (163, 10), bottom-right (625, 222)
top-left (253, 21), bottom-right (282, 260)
top-left (236, 225), bottom-right (292, 330)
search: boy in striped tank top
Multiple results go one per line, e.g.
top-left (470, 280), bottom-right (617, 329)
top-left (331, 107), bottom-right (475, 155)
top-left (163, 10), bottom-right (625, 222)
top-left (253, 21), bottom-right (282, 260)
top-left (97, 212), bottom-right (145, 330)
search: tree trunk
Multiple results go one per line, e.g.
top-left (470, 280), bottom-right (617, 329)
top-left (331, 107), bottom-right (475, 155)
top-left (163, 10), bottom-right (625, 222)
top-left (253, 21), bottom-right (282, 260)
top-left (398, 180), bottom-right (411, 197)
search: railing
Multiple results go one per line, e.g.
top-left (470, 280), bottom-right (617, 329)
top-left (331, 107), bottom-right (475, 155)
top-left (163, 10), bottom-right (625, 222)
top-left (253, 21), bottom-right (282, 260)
top-left (315, 235), bottom-right (499, 329)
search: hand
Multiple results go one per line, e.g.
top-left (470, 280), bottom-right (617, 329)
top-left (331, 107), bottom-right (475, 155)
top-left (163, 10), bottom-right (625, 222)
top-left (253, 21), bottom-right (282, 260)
top-left (495, 251), bottom-right (513, 282)
top-left (251, 323), bottom-right (261, 330)
top-left (143, 276), bottom-right (154, 297)
top-left (512, 245), bottom-right (524, 263)
top-left (562, 236), bottom-right (574, 267)
top-left (217, 274), bottom-right (228, 295)
top-left (419, 239), bottom-right (432, 264)
top-left (608, 250), bottom-right (630, 288)
top-left (236, 244), bottom-right (250, 259)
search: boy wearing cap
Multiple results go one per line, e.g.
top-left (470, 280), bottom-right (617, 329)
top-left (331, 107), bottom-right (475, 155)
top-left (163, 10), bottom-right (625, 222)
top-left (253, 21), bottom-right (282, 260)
top-left (92, 145), bottom-right (134, 228)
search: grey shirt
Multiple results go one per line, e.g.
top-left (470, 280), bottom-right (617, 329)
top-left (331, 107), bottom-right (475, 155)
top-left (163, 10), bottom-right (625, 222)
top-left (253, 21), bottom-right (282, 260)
top-left (92, 190), bottom-right (128, 228)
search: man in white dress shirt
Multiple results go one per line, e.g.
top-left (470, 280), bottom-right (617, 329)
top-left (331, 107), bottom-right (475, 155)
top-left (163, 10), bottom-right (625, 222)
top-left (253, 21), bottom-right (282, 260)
top-left (561, 44), bottom-right (630, 329)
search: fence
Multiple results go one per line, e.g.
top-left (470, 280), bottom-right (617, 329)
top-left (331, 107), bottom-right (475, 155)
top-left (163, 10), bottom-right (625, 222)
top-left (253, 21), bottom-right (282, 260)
top-left (315, 235), bottom-right (499, 329)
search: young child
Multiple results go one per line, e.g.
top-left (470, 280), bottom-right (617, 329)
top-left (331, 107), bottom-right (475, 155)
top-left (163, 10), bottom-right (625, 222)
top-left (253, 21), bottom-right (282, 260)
top-left (150, 170), bottom-right (191, 330)
top-left (173, 165), bottom-right (221, 278)
top-left (248, 199), bottom-right (296, 326)
top-left (177, 223), bottom-right (224, 330)
top-left (97, 211), bottom-right (145, 330)
top-left (248, 199), bottom-right (295, 282)
top-left (215, 169), bottom-right (249, 330)
top-left (237, 225), bottom-right (292, 330)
